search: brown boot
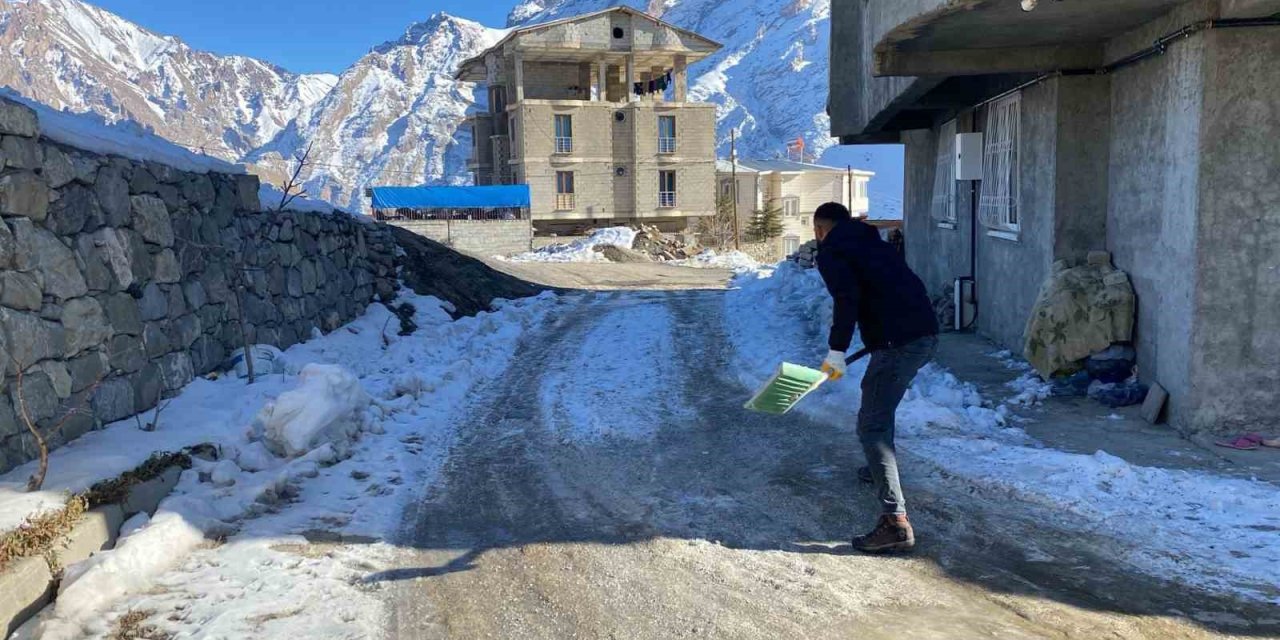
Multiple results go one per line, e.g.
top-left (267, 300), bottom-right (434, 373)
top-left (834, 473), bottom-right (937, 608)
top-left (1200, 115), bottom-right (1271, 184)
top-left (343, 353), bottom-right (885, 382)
top-left (851, 514), bottom-right (915, 553)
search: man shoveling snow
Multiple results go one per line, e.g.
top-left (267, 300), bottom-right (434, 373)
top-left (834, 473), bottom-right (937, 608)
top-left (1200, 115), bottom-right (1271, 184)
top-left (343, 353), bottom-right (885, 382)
top-left (812, 202), bottom-right (939, 553)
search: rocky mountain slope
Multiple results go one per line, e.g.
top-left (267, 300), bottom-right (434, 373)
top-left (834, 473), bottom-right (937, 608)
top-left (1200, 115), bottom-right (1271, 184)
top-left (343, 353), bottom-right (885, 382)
top-left (0, 0), bottom-right (841, 212)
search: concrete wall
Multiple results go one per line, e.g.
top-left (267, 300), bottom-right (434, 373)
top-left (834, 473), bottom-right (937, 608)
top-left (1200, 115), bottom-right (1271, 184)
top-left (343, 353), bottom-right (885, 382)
top-left (388, 219), bottom-right (533, 256)
top-left (1187, 26), bottom-right (1280, 433)
top-left (0, 98), bottom-right (397, 473)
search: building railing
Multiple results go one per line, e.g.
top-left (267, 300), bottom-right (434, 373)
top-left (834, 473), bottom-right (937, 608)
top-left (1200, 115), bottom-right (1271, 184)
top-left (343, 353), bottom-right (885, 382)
top-left (658, 137), bottom-right (677, 154)
top-left (555, 137), bottom-right (574, 154)
top-left (555, 193), bottom-right (576, 210)
top-left (373, 207), bottom-right (530, 221)
top-left (659, 191), bottom-right (677, 208)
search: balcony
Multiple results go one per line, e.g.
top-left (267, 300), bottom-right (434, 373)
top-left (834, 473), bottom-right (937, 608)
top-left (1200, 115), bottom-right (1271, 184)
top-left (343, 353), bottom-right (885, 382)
top-left (555, 136), bottom-right (574, 154)
top-left (658, 191), bottom-right (676, 208)
top-left (658, 137), bottom-right (677, 154)
top-left (555, 193), bottom-right (576, 210)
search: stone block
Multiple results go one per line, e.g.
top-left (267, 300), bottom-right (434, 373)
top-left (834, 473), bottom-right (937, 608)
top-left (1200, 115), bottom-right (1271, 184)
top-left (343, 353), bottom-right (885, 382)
top-left (94, 165), bottom-right (131, 227)
top-left (145, 161), bottom-right (183, 185)
top-left (182, 175), bottom-right (214, 213)
top-left (37, 361), bottom-right (72, 399)
top-left (130, 364), bottom-right (161, 411)
top-left (171, 314), bottom-right (201, 349)
top-left (68, 350), bottom-right (109, 393)
top-left (1, 135), bottom-right (40, 170)
top-left (47, 183), bottom-right (98, 236)
top-left (286, 268), bottom-right (303, 297)
top-left (100, 292), bottom-right (142, 336)
top-left (300, 260), bottom-right (318, 294)
top-left (78, 227), bottom-right (135, 292)
top-left (92, 376), bottom-right (134, 423)
top-left (130, 195), bottom-right (174, 247)
top-left (0, 556), bottom-right (54, 637)
top-left (129, 165), bottom-right (160, 195)
top-left (142, 322), bottom-right (172, 358)
top-left (137, 283), bottom-right (168, 322)
top-left (156, 183), bottom-right (181, 210)
top-left (107, 334), bottom-right (145, 374)
top-left (0, 219), bottom-right (13, 269)
top-left (41, 145), bottom-right (76, 189)
top-left (0, 170), bottom-right (49, 220)
top-left (165, 285), bottom-right (186, 318)
top-left (0, 395), bottom-right (18, 439)
top-left (61, 297), bottom-right (111, 357)
top-left (233, 174), bottom-right (260, 211)
top-left (122, 465), bottom-right (181, 517)
top-left (10, 219), bottom-right (88, 300)
top-left (153, 249), bottom-right (180, 284)
top-left (10, 370), bottom-right (57, 423)
top-left (123, 229), bottom-right (153, 283)
top-left (158, 352), bottom-right (193, 391)
top-left (0, 98), bottom-right (38, 137)
top-left (0, 308), bottom-right (65, 365)
top-left (182, 280), bottom-right (208, 310)
top-left (53, 504), bottom-right (122, 570)
top-left (0, 271), bottom-right (41, 311)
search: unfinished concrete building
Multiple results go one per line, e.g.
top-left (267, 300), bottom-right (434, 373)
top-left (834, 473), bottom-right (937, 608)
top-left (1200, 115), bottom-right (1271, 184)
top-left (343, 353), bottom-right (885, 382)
top-left (456, 7), bottom-right (722, 236)
top-left (829, 0), bottom-right (1280, 435)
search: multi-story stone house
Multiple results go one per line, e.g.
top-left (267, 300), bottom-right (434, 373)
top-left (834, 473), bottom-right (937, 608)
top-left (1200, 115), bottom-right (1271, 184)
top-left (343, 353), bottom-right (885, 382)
top-left (716, 158), bottom-right (874, 255)
top-left (456, 7), bottom-right (722, 236)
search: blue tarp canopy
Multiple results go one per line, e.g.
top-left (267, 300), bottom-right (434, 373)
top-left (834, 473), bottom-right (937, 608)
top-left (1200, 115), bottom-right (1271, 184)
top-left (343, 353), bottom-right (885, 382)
top-left (369, 185), bottom-right (530, 210)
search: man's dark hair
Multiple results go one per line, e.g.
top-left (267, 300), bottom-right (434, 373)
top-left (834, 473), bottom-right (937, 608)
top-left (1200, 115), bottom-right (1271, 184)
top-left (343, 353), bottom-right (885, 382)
top-left (814, 202), bottom-right (852, 224)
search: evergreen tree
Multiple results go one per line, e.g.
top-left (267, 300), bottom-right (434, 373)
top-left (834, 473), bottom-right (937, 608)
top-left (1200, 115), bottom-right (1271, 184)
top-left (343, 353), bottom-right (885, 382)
top-left (746, 205), bottom-right (784, 242)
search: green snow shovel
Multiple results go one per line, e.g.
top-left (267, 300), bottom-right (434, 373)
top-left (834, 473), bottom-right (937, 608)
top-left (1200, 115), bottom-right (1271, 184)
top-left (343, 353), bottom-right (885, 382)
top-left (744, 348), bottom-right (871, 415)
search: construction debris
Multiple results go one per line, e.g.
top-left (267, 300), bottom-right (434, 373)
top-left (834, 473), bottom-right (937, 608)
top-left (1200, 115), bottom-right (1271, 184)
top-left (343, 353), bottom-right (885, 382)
top-left (629, 224), bottom-right (700, 261)
top-left (592, 244), bottom-right (652, 263)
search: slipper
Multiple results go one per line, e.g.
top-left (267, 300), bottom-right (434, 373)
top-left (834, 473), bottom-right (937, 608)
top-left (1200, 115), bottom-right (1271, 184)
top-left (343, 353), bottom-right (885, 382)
top-left (1215, 434), bottom-right (1264, 450)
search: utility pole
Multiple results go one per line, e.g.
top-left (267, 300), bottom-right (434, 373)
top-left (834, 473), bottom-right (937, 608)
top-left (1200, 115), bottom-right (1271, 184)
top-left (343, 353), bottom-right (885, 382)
top-left (847, 165), bottom-right (853, 211)
top-left (731, 128), bottom-right (740, 250)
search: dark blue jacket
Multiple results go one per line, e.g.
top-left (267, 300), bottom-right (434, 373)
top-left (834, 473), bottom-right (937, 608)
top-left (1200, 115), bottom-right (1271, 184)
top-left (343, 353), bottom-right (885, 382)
top-left (815, 219), bottom-right (938, 352)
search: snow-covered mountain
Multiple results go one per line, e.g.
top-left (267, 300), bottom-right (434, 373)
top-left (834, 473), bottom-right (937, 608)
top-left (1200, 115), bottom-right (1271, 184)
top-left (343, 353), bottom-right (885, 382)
top-left (0, 0), bottom-right (844, 212)
top-left (0, 0), bottom-right (336, 167)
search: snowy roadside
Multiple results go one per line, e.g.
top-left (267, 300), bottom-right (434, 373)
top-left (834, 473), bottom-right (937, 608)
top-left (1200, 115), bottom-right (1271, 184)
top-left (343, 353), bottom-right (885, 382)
top-left (724, 262), bottom-right (1280, 603)
top-left (7, 289), bottom-right (558, 639)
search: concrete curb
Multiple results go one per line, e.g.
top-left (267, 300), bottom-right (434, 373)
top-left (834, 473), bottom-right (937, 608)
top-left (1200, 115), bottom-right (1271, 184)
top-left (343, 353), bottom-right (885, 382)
top-left (0, 463), bottom-right (186, 635)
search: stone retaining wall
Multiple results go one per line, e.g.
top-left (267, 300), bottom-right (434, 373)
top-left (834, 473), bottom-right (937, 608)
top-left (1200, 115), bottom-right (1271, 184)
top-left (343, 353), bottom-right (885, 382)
top-left (0, 98), bottom-right (396, 473)
top-left (389, 219), bottom-right (532, 256)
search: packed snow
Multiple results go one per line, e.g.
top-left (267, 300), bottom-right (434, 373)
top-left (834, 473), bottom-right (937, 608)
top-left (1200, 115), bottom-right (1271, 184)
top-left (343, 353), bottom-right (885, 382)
top-left (724, 261), bottom-right (1280, 603)
top-left (672, 249), bottom-right (760, 273)
top-left (0, 89), bottom-right (243, 175)
top-left (503, 227), bottom-right (639, 263)
top-left (5, 289), bottom-right (560, 638)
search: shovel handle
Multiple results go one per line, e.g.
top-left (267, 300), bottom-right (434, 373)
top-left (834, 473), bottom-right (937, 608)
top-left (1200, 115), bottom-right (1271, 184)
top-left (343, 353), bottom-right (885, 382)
top-left (845, 348), bottom-right (871, 365)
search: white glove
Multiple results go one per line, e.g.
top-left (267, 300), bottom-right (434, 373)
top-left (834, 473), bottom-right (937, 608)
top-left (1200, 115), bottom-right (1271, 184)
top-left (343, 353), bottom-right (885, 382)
top-left (821, 350), bottom-right (847, 381)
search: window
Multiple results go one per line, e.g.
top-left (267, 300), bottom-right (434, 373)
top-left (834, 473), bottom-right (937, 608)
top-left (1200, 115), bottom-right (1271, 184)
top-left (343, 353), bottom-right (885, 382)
top-left (800, 216), bottom-right (809, 227)
top-left (784, 236), bottom-right (801, 255)
top-left (720, 179), bottom-right (733, 198)
top-left (555, 171), bottom-right (575, 210)
top-left (658, 116), bottom-right (677, 154)
top-left (612, 27), bottom-right (625, 39)
top-left (931, 119), bottom-right (958, 224)
top-left (658, 170), bottom-right (677, 208)
top-left (979, 93), bottom-right (1021, 233)
top-left (554, 114), bottom-right (573, 154)
top-left (782, 196), bottom-right (800, 217)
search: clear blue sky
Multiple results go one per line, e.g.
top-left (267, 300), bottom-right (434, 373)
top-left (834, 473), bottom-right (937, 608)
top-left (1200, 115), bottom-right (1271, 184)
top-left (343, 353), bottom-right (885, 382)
top-left (90, 0), bottom-right (513, 74)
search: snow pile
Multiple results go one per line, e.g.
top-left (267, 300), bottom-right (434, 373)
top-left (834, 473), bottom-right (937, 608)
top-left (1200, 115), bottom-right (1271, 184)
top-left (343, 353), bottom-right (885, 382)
top-left (6, 289), bottom-right (560, 637)
top-left (257, 182), bottom-right (348, 215)
top-left (0, 89), bottom-right (243, 175)
top-left (724, 263), bottom-right (1280, 602)
top-left (673, 249), bottom-right (761, 273)
top-left (504, 227), bottom-right (638, 263)
top-left (255, 364), bottom-right (371, 458)
top-left (1005, 371), bottom-right (1053, 406)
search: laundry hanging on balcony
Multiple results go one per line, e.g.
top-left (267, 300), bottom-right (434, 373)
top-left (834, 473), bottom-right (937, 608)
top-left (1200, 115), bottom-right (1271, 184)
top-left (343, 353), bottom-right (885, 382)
top-left (633, 71), bottom-right (673, 97)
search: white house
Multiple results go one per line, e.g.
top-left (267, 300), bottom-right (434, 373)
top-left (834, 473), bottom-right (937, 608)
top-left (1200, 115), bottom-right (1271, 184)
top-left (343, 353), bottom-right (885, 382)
top-left (716, 158), bottom-right (873, 255)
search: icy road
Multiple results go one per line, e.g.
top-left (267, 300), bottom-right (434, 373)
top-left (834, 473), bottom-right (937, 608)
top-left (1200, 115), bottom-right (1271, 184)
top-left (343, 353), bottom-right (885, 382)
top-left (382, 288), bottom-right (1276, 639)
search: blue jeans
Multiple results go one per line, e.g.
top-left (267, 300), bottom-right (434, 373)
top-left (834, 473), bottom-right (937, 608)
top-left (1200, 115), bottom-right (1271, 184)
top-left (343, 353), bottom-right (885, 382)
top-left (858, 335), bottom-right (938, 515)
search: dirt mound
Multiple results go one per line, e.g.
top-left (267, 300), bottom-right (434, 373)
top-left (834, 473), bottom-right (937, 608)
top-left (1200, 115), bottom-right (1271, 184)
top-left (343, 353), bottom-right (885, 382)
top-left (390, 226), bottom-right (547, 317)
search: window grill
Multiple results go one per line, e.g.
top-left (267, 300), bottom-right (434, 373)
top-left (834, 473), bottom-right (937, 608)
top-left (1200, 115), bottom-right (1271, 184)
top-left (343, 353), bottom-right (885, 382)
top-left (931, 119), bottom-right (958, 223)
top-left (659, 170), bottom-right (677, 208)
top-left (658, 115), bottom-right (677, 154)
top-left (979, 94), bottom-right (1021, 233)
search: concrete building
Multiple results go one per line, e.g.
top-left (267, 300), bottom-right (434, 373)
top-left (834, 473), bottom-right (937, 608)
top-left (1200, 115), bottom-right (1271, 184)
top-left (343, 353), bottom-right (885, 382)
top-left (716, 159), bottom-right (874, 254)
top-left (829, 0), bottom-right (1280, 436)
top-left (455, 7), bottom-right (722, 236)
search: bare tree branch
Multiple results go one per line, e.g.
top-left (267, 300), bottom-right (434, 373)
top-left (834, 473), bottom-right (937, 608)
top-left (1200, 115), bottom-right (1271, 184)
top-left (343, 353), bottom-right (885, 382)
top-left (278, 141), bottom-right (315, 212)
